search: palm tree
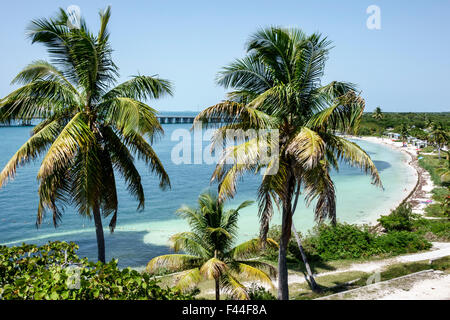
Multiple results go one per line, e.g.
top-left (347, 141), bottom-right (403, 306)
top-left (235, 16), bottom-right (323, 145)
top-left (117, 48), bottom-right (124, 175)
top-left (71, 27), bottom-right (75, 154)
top-left (0, 7), bottom-right (171, 263)
top-left (372, 107), bottom-right (383, 120)
top-left (400, 123), bottom-right (409, 147)
top-left (430, 122), bottom-right (448, 159)
top-left (146, 192), bottom-right (277, 300)
top-left (194, 27), bottom-right (381, 300)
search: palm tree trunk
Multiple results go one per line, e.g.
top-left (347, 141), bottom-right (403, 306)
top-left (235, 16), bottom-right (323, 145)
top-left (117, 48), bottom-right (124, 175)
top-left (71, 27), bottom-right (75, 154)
top-left (291, 224), bottom-right (319, 291)
top-left (93, 203), bottom-right (106, 263)
top-left (438, 146), bottom-right (441, 160)
top-left (277, 176), bottom-right (294, 300)
top-left (291, 184), bottom-right (319, 292)
top-left (215, 278), bottom-right (220, 300)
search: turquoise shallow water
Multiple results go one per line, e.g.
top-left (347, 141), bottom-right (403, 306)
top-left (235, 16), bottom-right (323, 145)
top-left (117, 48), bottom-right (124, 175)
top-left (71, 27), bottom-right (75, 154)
top-left (0, 123), bottom-right (415, 268)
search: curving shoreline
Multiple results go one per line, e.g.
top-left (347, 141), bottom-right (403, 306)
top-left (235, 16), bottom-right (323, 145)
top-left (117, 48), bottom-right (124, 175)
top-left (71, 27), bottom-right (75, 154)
top-left (349, 135), bottom-right (434, 223)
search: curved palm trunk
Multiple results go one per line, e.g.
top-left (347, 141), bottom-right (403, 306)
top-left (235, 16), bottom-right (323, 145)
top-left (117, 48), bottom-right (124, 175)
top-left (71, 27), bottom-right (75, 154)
top-left (291, 184), bottom-right (319, 292)
top-left (93, 203), bottom-right (106, 263)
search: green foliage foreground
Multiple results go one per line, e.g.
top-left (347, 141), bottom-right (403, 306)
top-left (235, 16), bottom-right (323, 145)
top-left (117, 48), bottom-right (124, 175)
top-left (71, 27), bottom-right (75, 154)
top-left (0, 241), bottom-right (194, 300)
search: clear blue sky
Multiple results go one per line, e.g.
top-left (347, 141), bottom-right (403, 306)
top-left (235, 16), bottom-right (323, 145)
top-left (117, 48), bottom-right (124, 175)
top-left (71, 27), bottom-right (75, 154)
top-left (1, 0), bottom-right (449, 112)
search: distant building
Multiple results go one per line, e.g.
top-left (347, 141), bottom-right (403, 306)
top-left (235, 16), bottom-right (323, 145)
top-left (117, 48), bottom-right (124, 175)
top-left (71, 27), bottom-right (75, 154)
top-left (386, 132), bottom-right (401, 139)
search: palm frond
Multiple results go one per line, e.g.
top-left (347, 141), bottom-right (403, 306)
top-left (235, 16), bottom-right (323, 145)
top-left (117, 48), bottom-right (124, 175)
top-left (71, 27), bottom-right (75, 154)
top-left (286, 127), bottom-right (325, 169)
top-left (220, 273), bottom-right (249, 300)
top-left (174, 268), bottom-right (203, 291)
top-left (146, 254), bottom-right (202, 274)
top-left (228, 238), bottom-right (278, 259)
top-left (0, 119), bottom-right (60, 187)
top-left (37, 112), bottom-right (93, 180)
top-left (103, 75), bottom-right (173, 101)
top-left (200, 257), bottom-right (228, 280)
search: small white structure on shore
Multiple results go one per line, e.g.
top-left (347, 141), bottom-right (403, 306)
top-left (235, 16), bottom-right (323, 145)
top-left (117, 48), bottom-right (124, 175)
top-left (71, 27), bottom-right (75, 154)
top-left (411, 139), bottom-right (428, 148)
top-left (386, 132), bottom-right (401, 139)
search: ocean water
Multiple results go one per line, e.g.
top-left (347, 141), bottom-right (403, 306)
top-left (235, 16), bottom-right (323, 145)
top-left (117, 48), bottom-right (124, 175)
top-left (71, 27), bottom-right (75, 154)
top-left (0, 122), bottom-right (415, 268)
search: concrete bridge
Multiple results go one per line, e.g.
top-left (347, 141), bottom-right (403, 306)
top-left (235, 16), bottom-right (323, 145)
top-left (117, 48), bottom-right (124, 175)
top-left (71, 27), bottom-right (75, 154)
top-left (157, 116), bottom-right (225, 124)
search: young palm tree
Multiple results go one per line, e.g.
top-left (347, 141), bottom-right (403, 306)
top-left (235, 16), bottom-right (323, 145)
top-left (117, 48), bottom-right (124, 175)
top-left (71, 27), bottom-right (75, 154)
top-left (194, 27), bottom-right (382, 299)
top-left (146, 192), bottom-right (277, 300)
top-left (0, 7), bottom-right (171, 263)
top-left (372, 107), bottom-right (383, 120)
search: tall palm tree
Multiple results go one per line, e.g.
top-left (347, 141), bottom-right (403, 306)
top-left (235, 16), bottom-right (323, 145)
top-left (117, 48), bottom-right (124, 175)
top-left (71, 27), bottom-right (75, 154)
top-left (430, 122), bottom-right (448, 159)
top-left (147, 192), bottom-right (277, 300)
top-left (0, 7), bottom-right (171, 263)
top-left (372, 107), bottom-right (383, 120)
top-left (400, 123), bottom-right (409, 147)
top-left (194, 27), bottom-right (381, 299)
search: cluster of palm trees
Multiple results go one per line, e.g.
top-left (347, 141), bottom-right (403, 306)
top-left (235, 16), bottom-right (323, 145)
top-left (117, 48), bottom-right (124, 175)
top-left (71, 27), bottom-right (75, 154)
top-left (0, 7), bottom-right (382, 300)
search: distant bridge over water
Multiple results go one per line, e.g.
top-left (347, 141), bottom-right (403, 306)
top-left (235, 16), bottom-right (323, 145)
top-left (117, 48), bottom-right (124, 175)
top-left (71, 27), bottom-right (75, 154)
top-left (0, 116), bottom-right (226, 127)
top-left (157, 116), bottom-right (225, 124)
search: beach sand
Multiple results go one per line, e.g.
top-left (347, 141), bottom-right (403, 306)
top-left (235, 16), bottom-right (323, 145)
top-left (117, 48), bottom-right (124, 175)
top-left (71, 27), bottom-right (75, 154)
top-left (348, 136), bottom-right (435, 220)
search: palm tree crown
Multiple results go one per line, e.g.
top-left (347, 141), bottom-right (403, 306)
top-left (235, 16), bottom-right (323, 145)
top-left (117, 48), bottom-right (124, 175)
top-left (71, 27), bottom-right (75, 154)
top-left (0, 7), bottom-right (171, 262)
top-left (194, 27), bottom-right (382, 299)
top-left (147, 192), bottom-right (277, 300)
top-left (372, 107), bottom-right (383, 120)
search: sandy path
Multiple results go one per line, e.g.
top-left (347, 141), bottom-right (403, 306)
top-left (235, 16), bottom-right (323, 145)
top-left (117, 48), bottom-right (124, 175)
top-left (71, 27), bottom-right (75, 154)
top-left (283, 242), bottom-right (450, 286)
top-left (317, 269), bottom-right (450, 300)
top-left (378, 273), bottom-right (450, 300)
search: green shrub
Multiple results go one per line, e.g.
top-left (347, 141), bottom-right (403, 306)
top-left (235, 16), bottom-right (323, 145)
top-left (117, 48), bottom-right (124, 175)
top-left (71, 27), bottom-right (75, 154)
top-left (431, 187), bottom-right (450, 203)
top-left (413, 218), bottom-right (450, 241)
top-left (301, 224), bottom-right (382, 260)
top-left (265, 221), bottom-right (432, 263)
top-left (0, 241), bottom-right (194, 300)
top-left (425, 203), bottom-right (447, 218)
top-left (420, 146), bottom-right (435, 153)
top-left (248, 284), bottom-right (276, 300)
top-left (374, 231), bottom-right (431, 255)
top-left (419, 155), bottom-right (447, 186)
top-left (378, 203), bottom-right (419, 231)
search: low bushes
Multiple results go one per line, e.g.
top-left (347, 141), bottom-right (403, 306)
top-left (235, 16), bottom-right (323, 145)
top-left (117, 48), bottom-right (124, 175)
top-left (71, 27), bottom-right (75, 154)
top-left (413, 218), bottom-right (450, 241)
top-left (0, 241), bottom-right (194, 300)
top-left (373, 231), bottom-right (431, 255)
top-left (247, 284), bottom-right (276, 300)
top-left (378, 203), bottom-right (419, 231)
top-left (265, 221), bottom-right (431, 262)
top-left (301, 224), bottom-right (381, 260)
top-left (419, 155), bottom-right (447, 186)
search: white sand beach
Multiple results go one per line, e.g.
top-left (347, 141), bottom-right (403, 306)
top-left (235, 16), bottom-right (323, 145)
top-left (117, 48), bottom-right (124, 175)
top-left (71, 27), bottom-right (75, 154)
top-left (349, 136), bottom-right (435, 220)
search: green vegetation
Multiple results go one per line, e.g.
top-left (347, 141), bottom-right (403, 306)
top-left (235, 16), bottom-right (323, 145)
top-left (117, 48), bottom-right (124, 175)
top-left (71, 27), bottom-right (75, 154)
top-left (146, 192), bottom-right (277, 300)
top-left (264, 222), bottom-right (431, 263)
top-left (0, 7), bottom-right (172, 263)
top-left (247, 284), bottom-right (277, 300)
top-left (378, 203), bottom-right (418, 231)
top-left (195, 26), bottom-right (381, 300)
top-left (418, 153), bottom-right (450, 217)
top-left (412, 219), bottom-right (450, 241)
top-left (357, 112), bottom-right (450, 137)
top-left (0, 242), bottom-right (193, 300)
top-left (419, 155), bottom-right (450, 186)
